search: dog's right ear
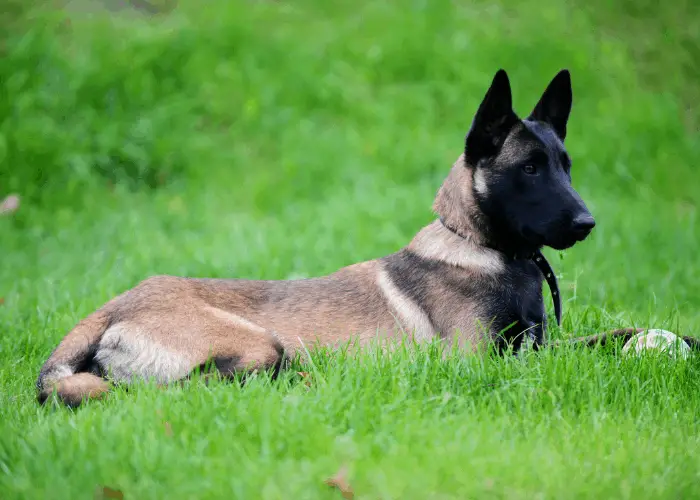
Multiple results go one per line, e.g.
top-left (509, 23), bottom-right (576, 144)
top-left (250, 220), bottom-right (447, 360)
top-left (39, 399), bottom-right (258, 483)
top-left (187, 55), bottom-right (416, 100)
top-left (465, 69), bottom-right (519, 166)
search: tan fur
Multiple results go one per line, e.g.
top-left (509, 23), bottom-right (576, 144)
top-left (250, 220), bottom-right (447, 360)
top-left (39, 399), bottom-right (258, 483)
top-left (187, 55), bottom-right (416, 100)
top-left (46, 373), bottom-right (110, 407)
top-left (37, 153), bottom-right (513, 406)
top-left (408, 221), bottom-right (503, 275)
top-left (432, 155), bottom-right (490, 248)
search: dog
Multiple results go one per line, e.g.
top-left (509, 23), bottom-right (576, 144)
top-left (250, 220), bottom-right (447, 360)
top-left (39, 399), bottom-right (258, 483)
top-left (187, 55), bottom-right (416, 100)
top-left (37, 68), bottom-right (602, 407)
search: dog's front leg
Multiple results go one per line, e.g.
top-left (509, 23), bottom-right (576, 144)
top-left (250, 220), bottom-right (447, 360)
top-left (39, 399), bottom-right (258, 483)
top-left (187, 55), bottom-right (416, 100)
top-left (511, 319), bottom-right (546, 355)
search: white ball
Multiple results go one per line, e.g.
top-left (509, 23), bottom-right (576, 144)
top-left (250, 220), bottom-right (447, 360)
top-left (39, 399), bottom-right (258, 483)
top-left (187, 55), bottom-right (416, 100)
top-left (622, 329), bottom-right (691, 359)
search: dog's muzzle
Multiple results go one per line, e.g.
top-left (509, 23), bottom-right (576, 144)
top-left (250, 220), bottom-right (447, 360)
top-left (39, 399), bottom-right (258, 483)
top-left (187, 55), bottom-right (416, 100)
top-left (570, 213), bottom-right (596, 241)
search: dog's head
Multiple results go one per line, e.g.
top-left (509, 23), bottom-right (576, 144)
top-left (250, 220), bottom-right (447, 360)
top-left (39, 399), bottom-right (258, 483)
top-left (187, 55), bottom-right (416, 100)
top-left (465, 69), bottom-right (594, 253)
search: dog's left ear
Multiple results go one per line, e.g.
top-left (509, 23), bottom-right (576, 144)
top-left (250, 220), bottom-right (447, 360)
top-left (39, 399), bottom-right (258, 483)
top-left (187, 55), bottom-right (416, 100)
top-left (527, 69), bottom-right (572, 141)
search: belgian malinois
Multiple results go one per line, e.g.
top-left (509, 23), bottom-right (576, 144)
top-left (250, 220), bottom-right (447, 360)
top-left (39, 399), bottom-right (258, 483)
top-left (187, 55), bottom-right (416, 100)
top-left (36, 69), bottom-right (692, 407)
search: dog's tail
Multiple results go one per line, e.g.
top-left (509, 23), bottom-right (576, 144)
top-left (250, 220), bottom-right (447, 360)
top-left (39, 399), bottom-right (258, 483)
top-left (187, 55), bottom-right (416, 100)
top-left (555, 327), bottom-right (700, 351)
top-left (37, 308), bottom-right (112, 407)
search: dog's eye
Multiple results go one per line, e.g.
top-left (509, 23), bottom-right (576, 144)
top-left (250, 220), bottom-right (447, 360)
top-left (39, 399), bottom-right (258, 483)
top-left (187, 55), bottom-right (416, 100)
top-left (522, 165), bottom-right (537, 175)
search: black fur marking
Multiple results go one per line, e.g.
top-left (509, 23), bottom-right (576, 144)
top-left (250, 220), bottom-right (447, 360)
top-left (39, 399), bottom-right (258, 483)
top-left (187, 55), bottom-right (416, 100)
top-left (483, 257), bottom-right (547, 352)
top-left (211, 356), bottom-right (243, 377)
top-left (465, 69), bottom-right (520, 166)
top-left (74, 342), bottom-right (102, 376)
top-left (37, 388), bottom-right (50, 405)
top-left (381, 250), bottom-right (442, 332)
top-left (382, 249), bottom-right (544, 350)
top-left (527, 69), bottom-right (572, 141)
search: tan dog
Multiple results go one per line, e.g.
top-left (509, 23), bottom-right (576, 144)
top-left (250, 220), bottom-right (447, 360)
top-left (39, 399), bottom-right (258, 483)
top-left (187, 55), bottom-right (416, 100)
top-left (36, 69), bottom-right (642, 407)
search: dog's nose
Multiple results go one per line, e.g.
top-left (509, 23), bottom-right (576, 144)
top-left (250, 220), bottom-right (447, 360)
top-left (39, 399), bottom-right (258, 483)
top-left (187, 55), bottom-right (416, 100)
top-left (571, 214), bottom-right (596, 237)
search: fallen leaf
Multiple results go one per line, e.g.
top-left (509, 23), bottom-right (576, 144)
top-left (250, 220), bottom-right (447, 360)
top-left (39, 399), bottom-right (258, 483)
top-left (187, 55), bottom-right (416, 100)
top-left (164, 421), bottom-right (173, 437)
top-left (96, 486), bottom-right (123, 499)
top-left (0, 298), bottom-right (4, 305)
top-left (296, 371), bottom-right (313, 388)
top-left (324, 465), bottom-right (354, 499)
top-left (0, 194), bottom-right (20, 215)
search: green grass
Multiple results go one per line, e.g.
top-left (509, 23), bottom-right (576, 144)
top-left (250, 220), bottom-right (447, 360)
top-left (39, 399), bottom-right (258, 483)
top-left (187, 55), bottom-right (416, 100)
top-left (1, 0), bottom-right (699, 498)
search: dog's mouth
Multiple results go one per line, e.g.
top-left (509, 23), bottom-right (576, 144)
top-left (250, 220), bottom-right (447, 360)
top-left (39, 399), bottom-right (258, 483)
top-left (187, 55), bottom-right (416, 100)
top-left (522, 227), bottom-right (547, 248)
top-left (524, 227), bottom-right (593, 251)
top-left (547, 231), bottom-right (592, 250)
top-left (547, 238), bottom-right (579, 251)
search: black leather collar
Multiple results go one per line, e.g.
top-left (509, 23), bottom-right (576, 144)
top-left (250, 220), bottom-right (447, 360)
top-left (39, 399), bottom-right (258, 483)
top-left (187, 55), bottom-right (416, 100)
top-left (531, 249), bottom-right (562, 326)
top-left (438, 217), bottom-right (562, 326)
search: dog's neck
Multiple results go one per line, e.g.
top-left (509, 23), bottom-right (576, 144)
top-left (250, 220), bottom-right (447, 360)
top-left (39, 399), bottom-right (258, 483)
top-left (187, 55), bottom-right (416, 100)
top-left (431, 156), bottom-right (489, 246)
top-left (432, 155), bottom-right (538, 260)
top-left (430, 155), bottom-right (562, 325)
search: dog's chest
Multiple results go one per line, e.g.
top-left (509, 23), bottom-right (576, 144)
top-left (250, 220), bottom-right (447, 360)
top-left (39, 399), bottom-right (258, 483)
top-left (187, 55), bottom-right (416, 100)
top-left (485, 259), bottom-right (546, 345)
top-left (381, 250), bottom-right (546, 346)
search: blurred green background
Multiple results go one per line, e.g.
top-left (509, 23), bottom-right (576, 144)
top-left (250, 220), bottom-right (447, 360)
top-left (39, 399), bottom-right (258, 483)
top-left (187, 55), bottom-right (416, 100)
top-left (1, 1), bottom-right (699, 498)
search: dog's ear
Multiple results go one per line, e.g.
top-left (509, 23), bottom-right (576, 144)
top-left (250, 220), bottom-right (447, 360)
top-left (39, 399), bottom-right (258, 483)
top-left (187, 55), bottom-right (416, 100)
top-left (465, 69), bottom-right (519, 165)
top-left (528, 69), bottom-right (572, 141)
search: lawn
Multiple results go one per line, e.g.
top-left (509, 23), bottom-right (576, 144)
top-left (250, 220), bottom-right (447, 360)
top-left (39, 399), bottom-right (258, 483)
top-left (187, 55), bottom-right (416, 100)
top-left (1, 1), bottom-right (699, 498)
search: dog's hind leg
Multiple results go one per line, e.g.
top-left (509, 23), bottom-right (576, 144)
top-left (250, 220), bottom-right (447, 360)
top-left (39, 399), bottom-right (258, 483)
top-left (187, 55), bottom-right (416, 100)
top-left (191, 306), bottom-right (287, 380)
top-left (37, 309), bottom-right (112, 407)
top-left (194, 330), bottom-right (287, 382)
top-left (92, 308), bottom-right (286, 392)
top-left (39, 301), bottom-right (287, 407)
